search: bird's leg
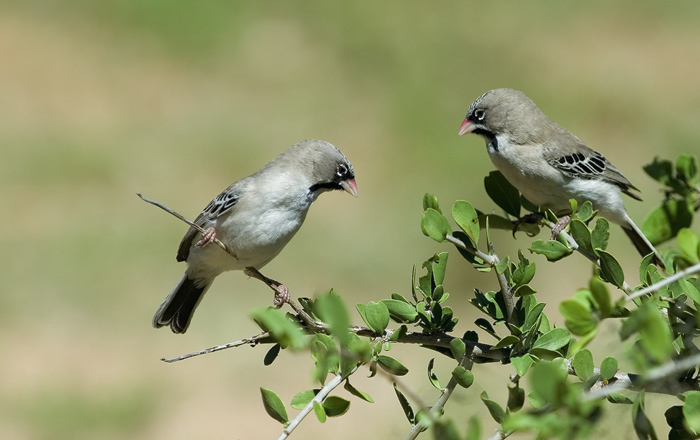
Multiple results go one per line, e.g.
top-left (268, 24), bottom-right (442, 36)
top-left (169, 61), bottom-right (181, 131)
top-left (550, 215), bottom-right (571, 240)
top-left (244, 267), bottom-right (290, 307)
top-left (195, 227), bottom-right (217, 248)
top-left (512, 212), bottom-right (544, 237)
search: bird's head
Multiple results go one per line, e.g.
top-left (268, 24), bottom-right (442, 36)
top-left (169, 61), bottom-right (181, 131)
top-left (459, 88), bottom-right (546, 144)
top-left (292, 139), bottom-right (357, 198)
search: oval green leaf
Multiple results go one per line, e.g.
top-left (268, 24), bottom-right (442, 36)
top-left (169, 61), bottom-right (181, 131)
top-left (260, 388), bottom-right (289, 425)
top-left (421, 208), bottom-right (451, 242)
top-left (453, 200), bottom-right (480, 246)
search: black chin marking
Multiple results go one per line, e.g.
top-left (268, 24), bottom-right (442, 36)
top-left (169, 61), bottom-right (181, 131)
top-left (309, 181), bottom-right (343, 194)
top-left (472, 128), bottom-right (497, 152)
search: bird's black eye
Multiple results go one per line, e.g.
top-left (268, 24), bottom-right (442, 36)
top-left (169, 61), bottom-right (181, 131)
top-left (336, 163), bottom-right (348, 177)
top-left (473, 109), bottom-right (486, 121)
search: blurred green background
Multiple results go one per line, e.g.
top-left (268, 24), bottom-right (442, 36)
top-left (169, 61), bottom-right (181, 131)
top-left (2, 1), bottom-right (699, 439)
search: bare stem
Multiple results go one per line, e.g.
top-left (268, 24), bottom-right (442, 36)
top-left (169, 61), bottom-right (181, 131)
top-left (445, 234), bottom-right (515, 324)
top-left (626, 261), bottom-right (700, 303)
top-left (405, 346), bottom-right (475, 440)
top-left (277, 369), bottom-right (353, 440)
top-left (161, 331), bottom-right (272, 363)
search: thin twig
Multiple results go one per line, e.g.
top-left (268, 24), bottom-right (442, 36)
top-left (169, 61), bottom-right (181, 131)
top-left (161, 331), bottom-right (272, 363)
top-left (137, 192), bottom-right (234, 256)
top-left (580, 352), bottom-right (700, 401)
top-left (445, 234), bottom-right (515, 324)
top-left (277, 369), bottom-right (354, 440)
top-left (405, 346), bottom-right (475, 440)
top-left (541, 219), bottom-right (633, 293)
top-left (626, 261), bottom-right (700, 303)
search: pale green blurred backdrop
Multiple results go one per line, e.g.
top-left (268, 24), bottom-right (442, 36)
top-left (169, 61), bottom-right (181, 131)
top-left (2, 2), bottom-right (699, 439)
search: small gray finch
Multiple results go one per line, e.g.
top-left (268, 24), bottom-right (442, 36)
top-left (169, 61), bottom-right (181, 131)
top-left (458, 88), bottom-right (664, 268)
top-left (153, 139), bottom-right (358, 333)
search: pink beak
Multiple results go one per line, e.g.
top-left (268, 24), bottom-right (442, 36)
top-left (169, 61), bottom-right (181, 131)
top-left (341, 178), bottom-right (358, 197)
top-left (458, 118), bottom-right (476, 136)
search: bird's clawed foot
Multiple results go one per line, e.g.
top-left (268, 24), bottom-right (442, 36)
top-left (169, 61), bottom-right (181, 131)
top-left (512, 213), bottom-right (544, 237)
top-left (196, 227), bottom-right (217, 248)
top-left (550, 215), bottom-right (571, 240)
top-left (245, 267), bottom-right (290, 308)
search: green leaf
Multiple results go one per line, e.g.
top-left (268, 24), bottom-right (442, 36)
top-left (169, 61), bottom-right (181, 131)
top-left (310, 333), bottom-right (339, 383)
top-left (480, 391), bottom-right (505, 423)
top-left (507, 384), bottom-right (525, 412)
top-left (600, 357), bottom-right (618, 381)
top-left (433, 420), bottom-right (462, 440)
top-left (512, 254), bottom-right (536, 287)
top-left (632, 393), bottom-right (658, 440)
top-left (423, 193), bottom-right (442, 214)
top-left (450, 338), bottom-right (466, 362)
top-left (642, 199), bottom-right (693, 245)
top-left (466, 417), bottom-right (482, 440)
top-left (250, 308), bottom-right (307, 350)
top-left (511, 355), bottom-right (534, 377)
top-left (377, 355), bottom-right (409, 376)
top-left (421, 208), bottom-right (451, 242)
top-left (679, 278), bottom-right (700, 306)
top-left (291, 389), bottom-right (318, 410)
top-left (678, 228), bottom-right (700, 263)
top-left (523, 303), bottom-right (546, 332)
top-left (591, 218), bottom-right (610, 251)
top-left (597, 250), bottom-right (625, 289)
top-left (529, 239), bottom-right (573, 262)
top-left (644, 157), bottom-right (674, 185)
top-left (577, 200), bottom-right (595, 222)
top-left (264, 343), bottom-right (281, 366)
top-left (381, 299), bottom-right (418, 323)
top-left (364, 301), bottom-right (390, 334)
top-left (569, 219), bottom-right (593, 254)
top-left (451, 231), bottom-right (485, 266)
top-left (480, 213), bottom-right (515, 231)
top-left (484, 170), bottom-right (521, 217)
top-left (621, 302), bottom-right (673, 363)
top-left (260, 388), bottom-right (289, 425)
top-left (676, 154), bottom-right (699, 185)
top-left (530, 359), bottom-right (568, 405)
top-left (514, 284), bottom-right (537, 297)
top-left (683, 391), bottom-right (700, 432)
top-left (560, 298), bottom-right (596, 336)
top-left (572, 349), bottom-right (594, 381)
top-left (344, 381), bottom-right (374, 403)
top-left (431, 252), bottom-right (449, 287)
top-left (452, 366), bottom-right (474, 388)
top-left (313, 400), bottom-right (326, 423)
top-left (492, 335), bottom-right (520, 349)
top-left (607, 393), bottom-right (633, 404)
top-left (532, 328), bottom-right (571, 351)
top-left (453, 200), bottom-right (480, 246)
top-left (427, 358), bottom-right (443, 390)
top-left (315, 292), bottom-right (351, 347)
top-left (589, 276), bottom-right (612, 317)
top-left (323, 396), bottom-right (351, 417)
top-left (393, 384), bottom-right (415, 425)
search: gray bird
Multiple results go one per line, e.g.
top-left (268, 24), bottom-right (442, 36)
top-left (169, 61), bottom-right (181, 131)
top-left (459, 88), bottom-right (664, 268)
top-left (153, 139), bottom-right (358, 333)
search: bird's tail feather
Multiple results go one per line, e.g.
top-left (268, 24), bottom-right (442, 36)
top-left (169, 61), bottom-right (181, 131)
top-left (153, 273), bottom-right (212, 334)
top-left (621, 217), bottom-right (665, 269)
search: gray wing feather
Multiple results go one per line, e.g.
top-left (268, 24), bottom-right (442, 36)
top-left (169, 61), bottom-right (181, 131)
top-left (176, 184), bottom-right (242, 262)
top-left (544, 140), bottom-right (641, 201)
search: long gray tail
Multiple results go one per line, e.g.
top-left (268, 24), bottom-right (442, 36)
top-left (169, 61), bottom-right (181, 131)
top-left (621, 217), bottom-right (665, 269)
top-left (153, 273), bottom-right (212, 334)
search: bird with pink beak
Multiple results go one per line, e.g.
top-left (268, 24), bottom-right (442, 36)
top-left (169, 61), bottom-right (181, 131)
top-left (153, 139), bottom-right (357, 333)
